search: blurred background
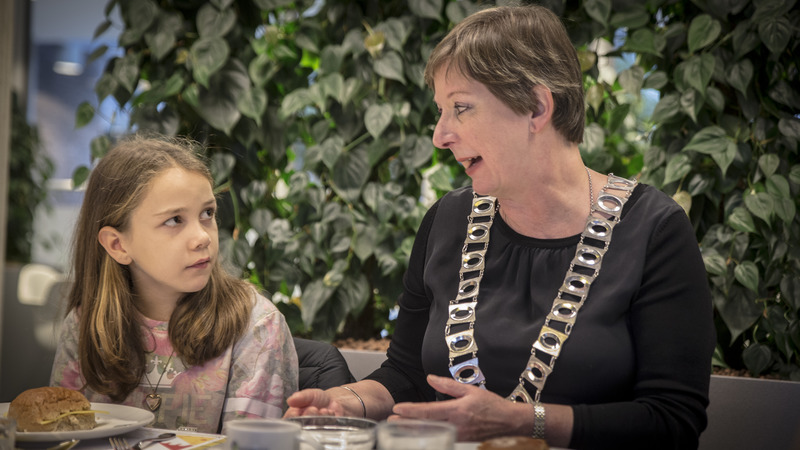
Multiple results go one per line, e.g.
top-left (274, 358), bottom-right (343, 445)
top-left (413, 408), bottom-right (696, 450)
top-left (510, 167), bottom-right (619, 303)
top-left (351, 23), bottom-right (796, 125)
top-left (1, 0), bottom-right (127, 401)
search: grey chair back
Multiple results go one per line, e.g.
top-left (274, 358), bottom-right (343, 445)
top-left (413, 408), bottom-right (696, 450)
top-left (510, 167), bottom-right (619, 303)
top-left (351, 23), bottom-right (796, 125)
top-left (699, 375), bottom-right (800, 450)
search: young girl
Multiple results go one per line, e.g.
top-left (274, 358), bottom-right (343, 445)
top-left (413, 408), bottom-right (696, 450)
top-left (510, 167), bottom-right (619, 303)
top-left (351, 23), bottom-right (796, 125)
top-left (50, 135), bottom-right (298, 433)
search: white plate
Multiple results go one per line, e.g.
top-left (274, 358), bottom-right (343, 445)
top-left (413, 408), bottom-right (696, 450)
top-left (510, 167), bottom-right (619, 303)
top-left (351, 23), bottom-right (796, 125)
top-left (0, 402), bottom-right (154, 442)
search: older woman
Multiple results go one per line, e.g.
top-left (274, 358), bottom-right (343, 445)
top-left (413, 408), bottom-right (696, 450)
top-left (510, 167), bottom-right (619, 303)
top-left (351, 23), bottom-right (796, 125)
top-left (285, 5), bottom-right (714, 449)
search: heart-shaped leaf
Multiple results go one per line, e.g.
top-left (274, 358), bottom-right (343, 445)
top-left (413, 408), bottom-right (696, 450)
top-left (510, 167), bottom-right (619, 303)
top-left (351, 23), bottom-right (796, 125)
top-left (400, 135), bottom-right (433, 170)
top-left (112, 53), bottom-right (141, 93)
top-left (727, 59), bottom-right (753, 96)
top-left (683, 126), bottom-right (729, 155)
top-left (758, 16), bottom-right (792, 55)
top-left (210, 153), bottom-right (236, 185)
top-left (680, 89), bottom-right (702, 124)
top-left (365, 103), bottom-right (393, 138)
top-left (190, 37), bottom-right (230, 88)
top-left (300, 279), bottom-right (335, 328)
top-left (734, 260), bottom-right (760, 293)
top-left (728, 207), bottom-right (757, 233)
top-left (408, 0), bottom-right (443, 21)
top-left (651, 93), bottom-right (680, 123)
top-left (331, 146), bottom-right (371, 204)
top-left (75, 102), bottom-right (95, 128)
top-left (712, 287), bottom-right (761, 343)
top-left (335, 273), bottom-right (371, 315)
top-left (743, 343), bottom-right (772, 376)
top-left (197, 3), bottom-right (236, 38)
top-left (584, 0), bottom-right (611, 26)
top-left (194, 59), bottom-right (249, 135)
top-left (781, 275), bottom-right (800, 311)
top-left (237, 87), bottom-right (268, 126)
top-left (743, 191), bottom-right (774, 223)
top-left (663, 153), bottom-right (691, 185)
top-left (373, 51), bottom-right (405, 84)
top-left (623, 29), bottom-right (661, 57)
top-left (681, 53), bottom-right (715, 96)
top-left (688, 14), bottom-right (721, 53)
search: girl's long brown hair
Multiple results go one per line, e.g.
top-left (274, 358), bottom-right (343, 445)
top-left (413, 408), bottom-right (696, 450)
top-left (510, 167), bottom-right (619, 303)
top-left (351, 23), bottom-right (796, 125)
top-left (67, 134), bottom-right (253, 401)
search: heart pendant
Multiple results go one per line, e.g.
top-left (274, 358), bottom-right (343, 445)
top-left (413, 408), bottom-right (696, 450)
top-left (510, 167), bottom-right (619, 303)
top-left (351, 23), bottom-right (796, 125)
top-left (145, 393), bottom-right (162, 411)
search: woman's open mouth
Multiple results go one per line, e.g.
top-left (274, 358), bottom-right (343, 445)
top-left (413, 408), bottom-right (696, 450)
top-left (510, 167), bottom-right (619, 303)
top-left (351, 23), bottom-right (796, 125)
top-left (463, 156), bottom-right (483, 172)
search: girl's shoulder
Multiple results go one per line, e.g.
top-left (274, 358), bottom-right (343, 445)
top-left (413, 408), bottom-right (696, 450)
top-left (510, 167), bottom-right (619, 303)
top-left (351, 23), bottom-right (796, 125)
top-left (249, 289), bottom-right (282, 323)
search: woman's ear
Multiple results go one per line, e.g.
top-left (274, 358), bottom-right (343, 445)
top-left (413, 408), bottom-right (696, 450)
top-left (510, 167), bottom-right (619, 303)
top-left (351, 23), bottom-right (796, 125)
top-left (98, 226), bottom-right (132, 265)
top-left (530, 85), bottom-right (554, 133)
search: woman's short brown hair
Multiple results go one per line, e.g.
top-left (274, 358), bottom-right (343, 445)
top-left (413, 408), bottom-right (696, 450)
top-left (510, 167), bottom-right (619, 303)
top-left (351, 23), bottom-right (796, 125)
top-left (424, 5), bottom-right (585, 144)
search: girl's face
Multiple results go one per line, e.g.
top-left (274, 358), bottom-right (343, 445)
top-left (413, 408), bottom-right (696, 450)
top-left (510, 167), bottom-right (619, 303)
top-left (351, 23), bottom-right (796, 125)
top-left (431, 68), bottom-right (533, 198)
top-left (120, 167), bottom-right (218, 306)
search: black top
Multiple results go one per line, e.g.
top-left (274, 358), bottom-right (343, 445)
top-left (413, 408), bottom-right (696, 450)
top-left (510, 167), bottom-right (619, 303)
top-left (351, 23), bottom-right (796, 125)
top-left (366, 184), bottom-right (715, 449)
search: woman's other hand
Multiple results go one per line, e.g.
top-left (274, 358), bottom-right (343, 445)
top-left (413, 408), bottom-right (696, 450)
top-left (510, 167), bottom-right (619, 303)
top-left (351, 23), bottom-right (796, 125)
top-left (392, 374), bottom-right (574, 444)
top-left (284, 388), bottom-right (346, 417)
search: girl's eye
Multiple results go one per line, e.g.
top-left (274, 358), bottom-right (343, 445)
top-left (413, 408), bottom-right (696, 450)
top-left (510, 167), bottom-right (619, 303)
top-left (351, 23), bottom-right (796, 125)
top-left (455, 104), bottom-right (469, 116)
top-left (165, 216), bottom-right (182, 226)
top-left (202, 208), bottom-right (216, 220)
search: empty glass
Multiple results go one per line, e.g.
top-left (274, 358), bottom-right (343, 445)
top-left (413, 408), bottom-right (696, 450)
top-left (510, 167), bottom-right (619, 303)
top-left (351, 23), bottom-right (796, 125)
top-left (287, 416), bottom-right (377, 450)
top-left (376, 420), bottom-right (456, 449)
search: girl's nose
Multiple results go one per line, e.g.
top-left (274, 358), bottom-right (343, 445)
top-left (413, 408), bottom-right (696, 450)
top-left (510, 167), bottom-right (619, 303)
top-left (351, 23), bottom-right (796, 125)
top-left (195, 233), bottom-right (211, 250)
top-left (191, 224), bottom-right (212, 250)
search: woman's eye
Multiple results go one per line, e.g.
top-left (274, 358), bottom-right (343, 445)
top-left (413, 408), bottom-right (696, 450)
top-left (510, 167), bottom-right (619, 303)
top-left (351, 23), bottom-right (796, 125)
top-left (455, 104), bottom-right (469, 115)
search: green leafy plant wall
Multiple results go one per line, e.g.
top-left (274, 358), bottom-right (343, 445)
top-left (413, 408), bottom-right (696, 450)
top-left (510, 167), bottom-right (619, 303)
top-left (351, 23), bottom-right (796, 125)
top-left (7, 92), bottom-right (53, 263)
top-left (76, 0), bottom-right (798, 378)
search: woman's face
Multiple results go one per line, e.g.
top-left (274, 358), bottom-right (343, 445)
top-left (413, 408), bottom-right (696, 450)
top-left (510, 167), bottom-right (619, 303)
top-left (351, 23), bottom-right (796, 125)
top-left (120, 167), bottom-right (218, 305)
top-left (432, 67), bottom-right (533, 197)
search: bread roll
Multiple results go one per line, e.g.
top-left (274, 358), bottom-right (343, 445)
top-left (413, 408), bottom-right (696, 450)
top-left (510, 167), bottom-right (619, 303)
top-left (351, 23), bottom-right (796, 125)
top-left (478, 436), bottom-right (550, 450)
top-left (8, 387), bottom-right (97, 432)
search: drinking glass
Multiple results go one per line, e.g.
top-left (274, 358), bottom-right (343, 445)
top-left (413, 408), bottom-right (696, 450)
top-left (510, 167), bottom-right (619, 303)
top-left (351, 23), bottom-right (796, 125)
top-left (224, 418), bottom-right (322, 450)
top-left (287, 416), bottom-right (377, 450)
top-left (376, 420), bottom-right (456, 449)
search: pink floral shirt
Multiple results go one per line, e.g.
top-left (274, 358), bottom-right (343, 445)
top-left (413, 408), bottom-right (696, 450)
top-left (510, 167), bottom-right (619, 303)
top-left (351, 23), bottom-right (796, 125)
top-left (50, 292), bottom-right (298, 433)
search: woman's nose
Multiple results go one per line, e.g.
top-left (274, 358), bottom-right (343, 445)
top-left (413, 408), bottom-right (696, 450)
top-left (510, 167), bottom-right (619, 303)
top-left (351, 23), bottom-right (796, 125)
top-left (432, 117), bottom-right (454, 150)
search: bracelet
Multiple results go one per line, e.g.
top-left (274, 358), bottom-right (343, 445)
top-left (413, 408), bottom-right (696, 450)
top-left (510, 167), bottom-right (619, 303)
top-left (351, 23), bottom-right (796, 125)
top-left (532, 402), bottom-right (546, 439)
top-left (339, 385), bottom-right (366, 418)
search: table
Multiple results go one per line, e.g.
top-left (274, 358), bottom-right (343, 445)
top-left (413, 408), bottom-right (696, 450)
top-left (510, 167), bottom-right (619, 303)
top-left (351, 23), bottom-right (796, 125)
top-left (17, 427), bottom-right (566, 449)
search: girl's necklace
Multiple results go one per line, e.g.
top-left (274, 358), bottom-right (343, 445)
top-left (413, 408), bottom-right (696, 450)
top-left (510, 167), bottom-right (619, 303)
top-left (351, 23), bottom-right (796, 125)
top-left (144, 351), bottom-right (174, 411)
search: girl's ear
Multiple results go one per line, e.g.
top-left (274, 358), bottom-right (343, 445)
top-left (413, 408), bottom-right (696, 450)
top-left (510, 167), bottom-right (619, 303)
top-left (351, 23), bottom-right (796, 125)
top-left (530, 84), bottom-right (554, 133)
top-left (98, 226), bottom-right (132, 265)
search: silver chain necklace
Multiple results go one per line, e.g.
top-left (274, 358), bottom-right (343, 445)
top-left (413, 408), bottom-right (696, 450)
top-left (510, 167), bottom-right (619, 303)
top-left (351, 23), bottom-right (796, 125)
top-left (445, 171), bottom-right (637, 404)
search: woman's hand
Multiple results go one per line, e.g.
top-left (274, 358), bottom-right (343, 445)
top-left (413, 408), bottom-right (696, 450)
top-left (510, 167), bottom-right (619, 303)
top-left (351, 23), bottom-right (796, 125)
top-left (283, 388), bottom-right (348, 417)
top-left (285, 381), bottom-right (397, 420)
top-left (390, 375), bottom-right (534, 442)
